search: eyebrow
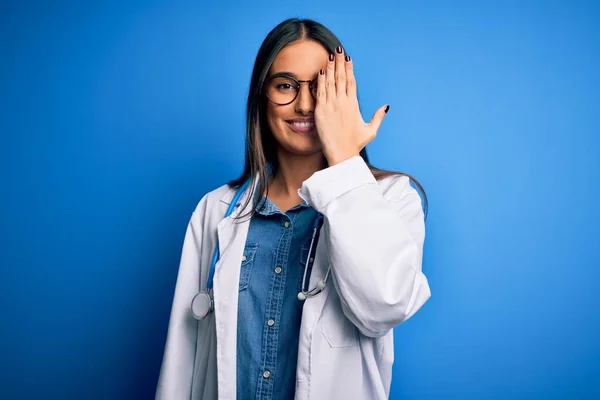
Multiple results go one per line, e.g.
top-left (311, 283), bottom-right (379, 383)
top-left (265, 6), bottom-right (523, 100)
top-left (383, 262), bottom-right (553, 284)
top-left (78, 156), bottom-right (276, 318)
top-left (269, 71), bottom-right (318, 81)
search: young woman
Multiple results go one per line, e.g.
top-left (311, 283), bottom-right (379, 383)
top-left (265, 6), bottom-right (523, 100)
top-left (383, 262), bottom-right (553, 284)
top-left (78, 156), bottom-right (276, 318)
top-left (156, 18), bottom-right (431, 400)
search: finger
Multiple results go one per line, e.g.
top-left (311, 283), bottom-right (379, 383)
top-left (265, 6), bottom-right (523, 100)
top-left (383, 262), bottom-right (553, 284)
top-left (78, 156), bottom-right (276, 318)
top-left (326, 52), bottom-right (335, 100)
top-left (317, 68), bottom-right (326, 103)
top-left (334, 46), bottom-right (346, 96)
top-left (344, 54), bottom-right (356, 98)
top-left (368, 104), bottom-right (390, 132)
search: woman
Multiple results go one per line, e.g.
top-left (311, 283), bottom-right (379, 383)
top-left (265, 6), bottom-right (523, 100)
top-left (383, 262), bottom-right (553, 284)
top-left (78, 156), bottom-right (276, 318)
top-left (156, 18), bottom-right (431, 400)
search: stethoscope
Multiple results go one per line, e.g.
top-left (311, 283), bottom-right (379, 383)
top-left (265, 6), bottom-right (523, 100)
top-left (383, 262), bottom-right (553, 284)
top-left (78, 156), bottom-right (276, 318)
top-left (191, 179), bottom-right (331, 320)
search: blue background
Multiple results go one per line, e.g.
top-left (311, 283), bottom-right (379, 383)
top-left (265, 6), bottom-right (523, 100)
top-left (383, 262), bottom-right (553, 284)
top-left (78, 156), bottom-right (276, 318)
top-left (1, 1), bottom-right (599, 399)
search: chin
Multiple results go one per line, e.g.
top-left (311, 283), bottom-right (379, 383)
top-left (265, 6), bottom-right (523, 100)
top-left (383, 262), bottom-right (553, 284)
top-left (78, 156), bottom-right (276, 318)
top-left (279, 139), bottom-right (322, 156)
top-left (281, 143), bottom-right (318, 153)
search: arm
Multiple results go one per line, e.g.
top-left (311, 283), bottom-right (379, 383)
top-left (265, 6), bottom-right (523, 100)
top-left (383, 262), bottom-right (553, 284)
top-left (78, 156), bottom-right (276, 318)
top-left (298, 156), bottom-right (431, 338)
top-left (155, 197), bottom-right (207, 399)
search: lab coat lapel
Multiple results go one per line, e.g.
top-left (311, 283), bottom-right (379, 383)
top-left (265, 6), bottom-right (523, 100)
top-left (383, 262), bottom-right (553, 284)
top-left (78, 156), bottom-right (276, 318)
top-left (212, 177), bottom-right (257, 400)
top-left (295, 223), bottom-right (332, 398)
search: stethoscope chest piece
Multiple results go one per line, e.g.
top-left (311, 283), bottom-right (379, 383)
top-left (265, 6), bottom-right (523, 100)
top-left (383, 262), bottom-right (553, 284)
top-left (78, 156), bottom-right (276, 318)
top-left (191, 291), bottom-right (213, 320)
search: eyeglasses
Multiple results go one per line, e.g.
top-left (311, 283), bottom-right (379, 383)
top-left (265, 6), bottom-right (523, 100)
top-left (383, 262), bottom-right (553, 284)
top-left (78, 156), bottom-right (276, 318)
top-left (264, 73), bottom-right (318, 105)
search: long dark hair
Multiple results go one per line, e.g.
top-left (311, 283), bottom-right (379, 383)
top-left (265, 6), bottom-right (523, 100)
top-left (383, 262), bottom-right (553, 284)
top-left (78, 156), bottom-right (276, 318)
top-left (228, 18), bottom-right (428, 220)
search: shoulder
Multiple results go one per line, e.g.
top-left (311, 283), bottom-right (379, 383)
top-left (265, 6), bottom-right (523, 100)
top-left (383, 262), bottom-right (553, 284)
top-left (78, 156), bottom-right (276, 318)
top-left (189, 182), bottom-right (235, 219)
top-left (377, 173), bottom-right (418, 201)
top-left (377, 173), bottom-right (426, 227)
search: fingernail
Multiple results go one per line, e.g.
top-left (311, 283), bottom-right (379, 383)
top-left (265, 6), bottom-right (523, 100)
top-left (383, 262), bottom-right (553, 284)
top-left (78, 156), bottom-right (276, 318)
top-left (336, 46), bottom-right (342, 54)
top-left (384, 105), bottom-right (390, 113)
top-left (345, 55), bottom-right (351, 62)
top-left (329, 53), bottom-right (334, 62)
top-left (320, 69), bottom-right (325, 75)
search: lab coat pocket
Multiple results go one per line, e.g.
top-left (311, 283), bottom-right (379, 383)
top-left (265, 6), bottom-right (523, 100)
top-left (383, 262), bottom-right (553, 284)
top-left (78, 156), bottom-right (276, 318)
top-left (321, 292), bottom-right (358, 348)
top-left (238, 243), bottom-right (258, 291)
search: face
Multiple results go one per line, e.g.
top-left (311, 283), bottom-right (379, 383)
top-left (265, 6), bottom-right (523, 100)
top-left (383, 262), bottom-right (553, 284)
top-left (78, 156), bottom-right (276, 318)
top-left (265, 40), bottom-right (329, 157)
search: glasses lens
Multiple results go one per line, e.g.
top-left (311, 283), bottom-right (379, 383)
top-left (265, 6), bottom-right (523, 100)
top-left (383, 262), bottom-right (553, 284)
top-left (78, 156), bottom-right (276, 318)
top-left (266, 77), bottom-right (298, 105)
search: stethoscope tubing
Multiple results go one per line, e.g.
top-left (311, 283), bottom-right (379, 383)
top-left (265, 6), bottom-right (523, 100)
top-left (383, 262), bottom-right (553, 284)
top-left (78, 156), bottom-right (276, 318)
top-left (191, 177), bottom-right (329, 320)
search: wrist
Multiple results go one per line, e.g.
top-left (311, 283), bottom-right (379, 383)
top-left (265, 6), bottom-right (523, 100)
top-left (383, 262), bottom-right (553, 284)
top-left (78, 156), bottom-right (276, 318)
top-left (326, 151), bottom-right (360, 166)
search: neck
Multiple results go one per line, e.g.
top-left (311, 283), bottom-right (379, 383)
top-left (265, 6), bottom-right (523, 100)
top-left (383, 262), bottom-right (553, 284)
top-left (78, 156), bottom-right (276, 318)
top-left (268, 150), bottom-right (327, 197)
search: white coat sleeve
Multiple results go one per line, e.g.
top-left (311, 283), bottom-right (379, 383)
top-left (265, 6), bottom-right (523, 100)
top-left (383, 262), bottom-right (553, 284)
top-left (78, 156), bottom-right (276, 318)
top-left (298, 156), bottom-right (431, 338)
top-left (155, 196), bottom-right (207, 399)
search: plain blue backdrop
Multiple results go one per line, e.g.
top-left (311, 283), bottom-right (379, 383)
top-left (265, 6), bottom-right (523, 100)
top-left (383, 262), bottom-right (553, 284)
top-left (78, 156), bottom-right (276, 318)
top-left (1, 1), bottom-right (599, 399)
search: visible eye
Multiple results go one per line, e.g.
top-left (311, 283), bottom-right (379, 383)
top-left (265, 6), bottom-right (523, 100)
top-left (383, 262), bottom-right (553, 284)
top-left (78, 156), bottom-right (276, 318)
top-left (276, 83), bottom-right (296, 91)
top-left (269, 76), bottom-right (299, 92)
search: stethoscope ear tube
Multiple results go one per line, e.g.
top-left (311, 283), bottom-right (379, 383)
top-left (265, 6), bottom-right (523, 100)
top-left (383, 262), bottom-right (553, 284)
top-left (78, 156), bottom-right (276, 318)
top-left (297, 263), bottom-right (331, 301)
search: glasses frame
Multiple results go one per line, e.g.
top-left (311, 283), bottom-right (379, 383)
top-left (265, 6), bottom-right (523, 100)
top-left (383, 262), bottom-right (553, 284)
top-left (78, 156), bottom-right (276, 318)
top-left (264, 73), bottom-right (318, 106)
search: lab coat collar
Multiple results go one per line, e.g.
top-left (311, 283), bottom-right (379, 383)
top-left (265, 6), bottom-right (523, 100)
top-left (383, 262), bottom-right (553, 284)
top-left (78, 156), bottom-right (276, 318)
top-left (219, 165), bottom-right (270, 206)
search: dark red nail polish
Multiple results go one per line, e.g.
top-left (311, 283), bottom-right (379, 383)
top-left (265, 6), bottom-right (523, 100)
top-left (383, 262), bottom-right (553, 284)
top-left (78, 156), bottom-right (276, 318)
top-left (329, 53), bottom-right (334, 61)
top-left (345, 55), bottom-right (351, 62)
top-left (384, 105), bottom-right (390, 113)
top-left (336, 46), bottom-right (342, 54)
top-left (320, 69), bottom-right (325, 75)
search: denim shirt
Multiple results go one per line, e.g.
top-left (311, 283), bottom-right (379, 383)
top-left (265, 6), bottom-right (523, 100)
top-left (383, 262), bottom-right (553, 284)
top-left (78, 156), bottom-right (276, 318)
top-left (236, 194), bottom-right (321, 400)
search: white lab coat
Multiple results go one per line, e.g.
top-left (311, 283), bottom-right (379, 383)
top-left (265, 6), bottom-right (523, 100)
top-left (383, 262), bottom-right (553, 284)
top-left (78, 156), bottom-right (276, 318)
top-left (155, 156), bottom-right (431, 400)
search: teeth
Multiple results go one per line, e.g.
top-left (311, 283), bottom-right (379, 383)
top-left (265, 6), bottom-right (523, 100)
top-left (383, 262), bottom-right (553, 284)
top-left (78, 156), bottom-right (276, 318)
top-left (291, 121), bottom-right (314, 127)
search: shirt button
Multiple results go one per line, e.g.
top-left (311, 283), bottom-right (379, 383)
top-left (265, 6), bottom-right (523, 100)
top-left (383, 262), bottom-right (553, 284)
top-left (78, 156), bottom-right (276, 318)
top-left (267, 319), bottom-right (275, 327)
top-left (263, 370), bottom-right (271, 379)
top-left (241, 255), bottom-right (247, 262)
top-left (274, 266), bottom-right (282, 274)
top-left (284, 221), bottom-right (290, 228)
top-left (309, 257), bottom-right (314, 263)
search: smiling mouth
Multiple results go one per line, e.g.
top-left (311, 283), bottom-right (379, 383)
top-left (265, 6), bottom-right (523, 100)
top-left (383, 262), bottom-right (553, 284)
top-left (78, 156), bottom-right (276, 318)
top-left (286, 120), bottom-right (316, 134)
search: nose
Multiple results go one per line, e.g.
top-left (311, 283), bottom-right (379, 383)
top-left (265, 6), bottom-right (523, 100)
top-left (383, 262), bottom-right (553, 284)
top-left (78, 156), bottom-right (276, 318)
top-left (295, 83), bottom-right (315, 115)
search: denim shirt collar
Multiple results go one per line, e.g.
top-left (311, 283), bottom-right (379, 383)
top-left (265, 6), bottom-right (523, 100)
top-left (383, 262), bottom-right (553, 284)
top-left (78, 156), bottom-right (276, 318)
top-left (256, 195), bottom-right (311, 216)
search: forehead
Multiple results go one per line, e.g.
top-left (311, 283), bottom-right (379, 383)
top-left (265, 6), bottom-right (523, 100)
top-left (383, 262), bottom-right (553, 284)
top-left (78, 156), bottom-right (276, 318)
top-left (269, 40), bottom-right (329, 78)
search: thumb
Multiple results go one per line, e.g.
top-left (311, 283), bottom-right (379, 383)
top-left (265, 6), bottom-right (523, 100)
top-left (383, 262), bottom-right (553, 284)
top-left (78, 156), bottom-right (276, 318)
top-left (368, 104), bottom-right (390, 132)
